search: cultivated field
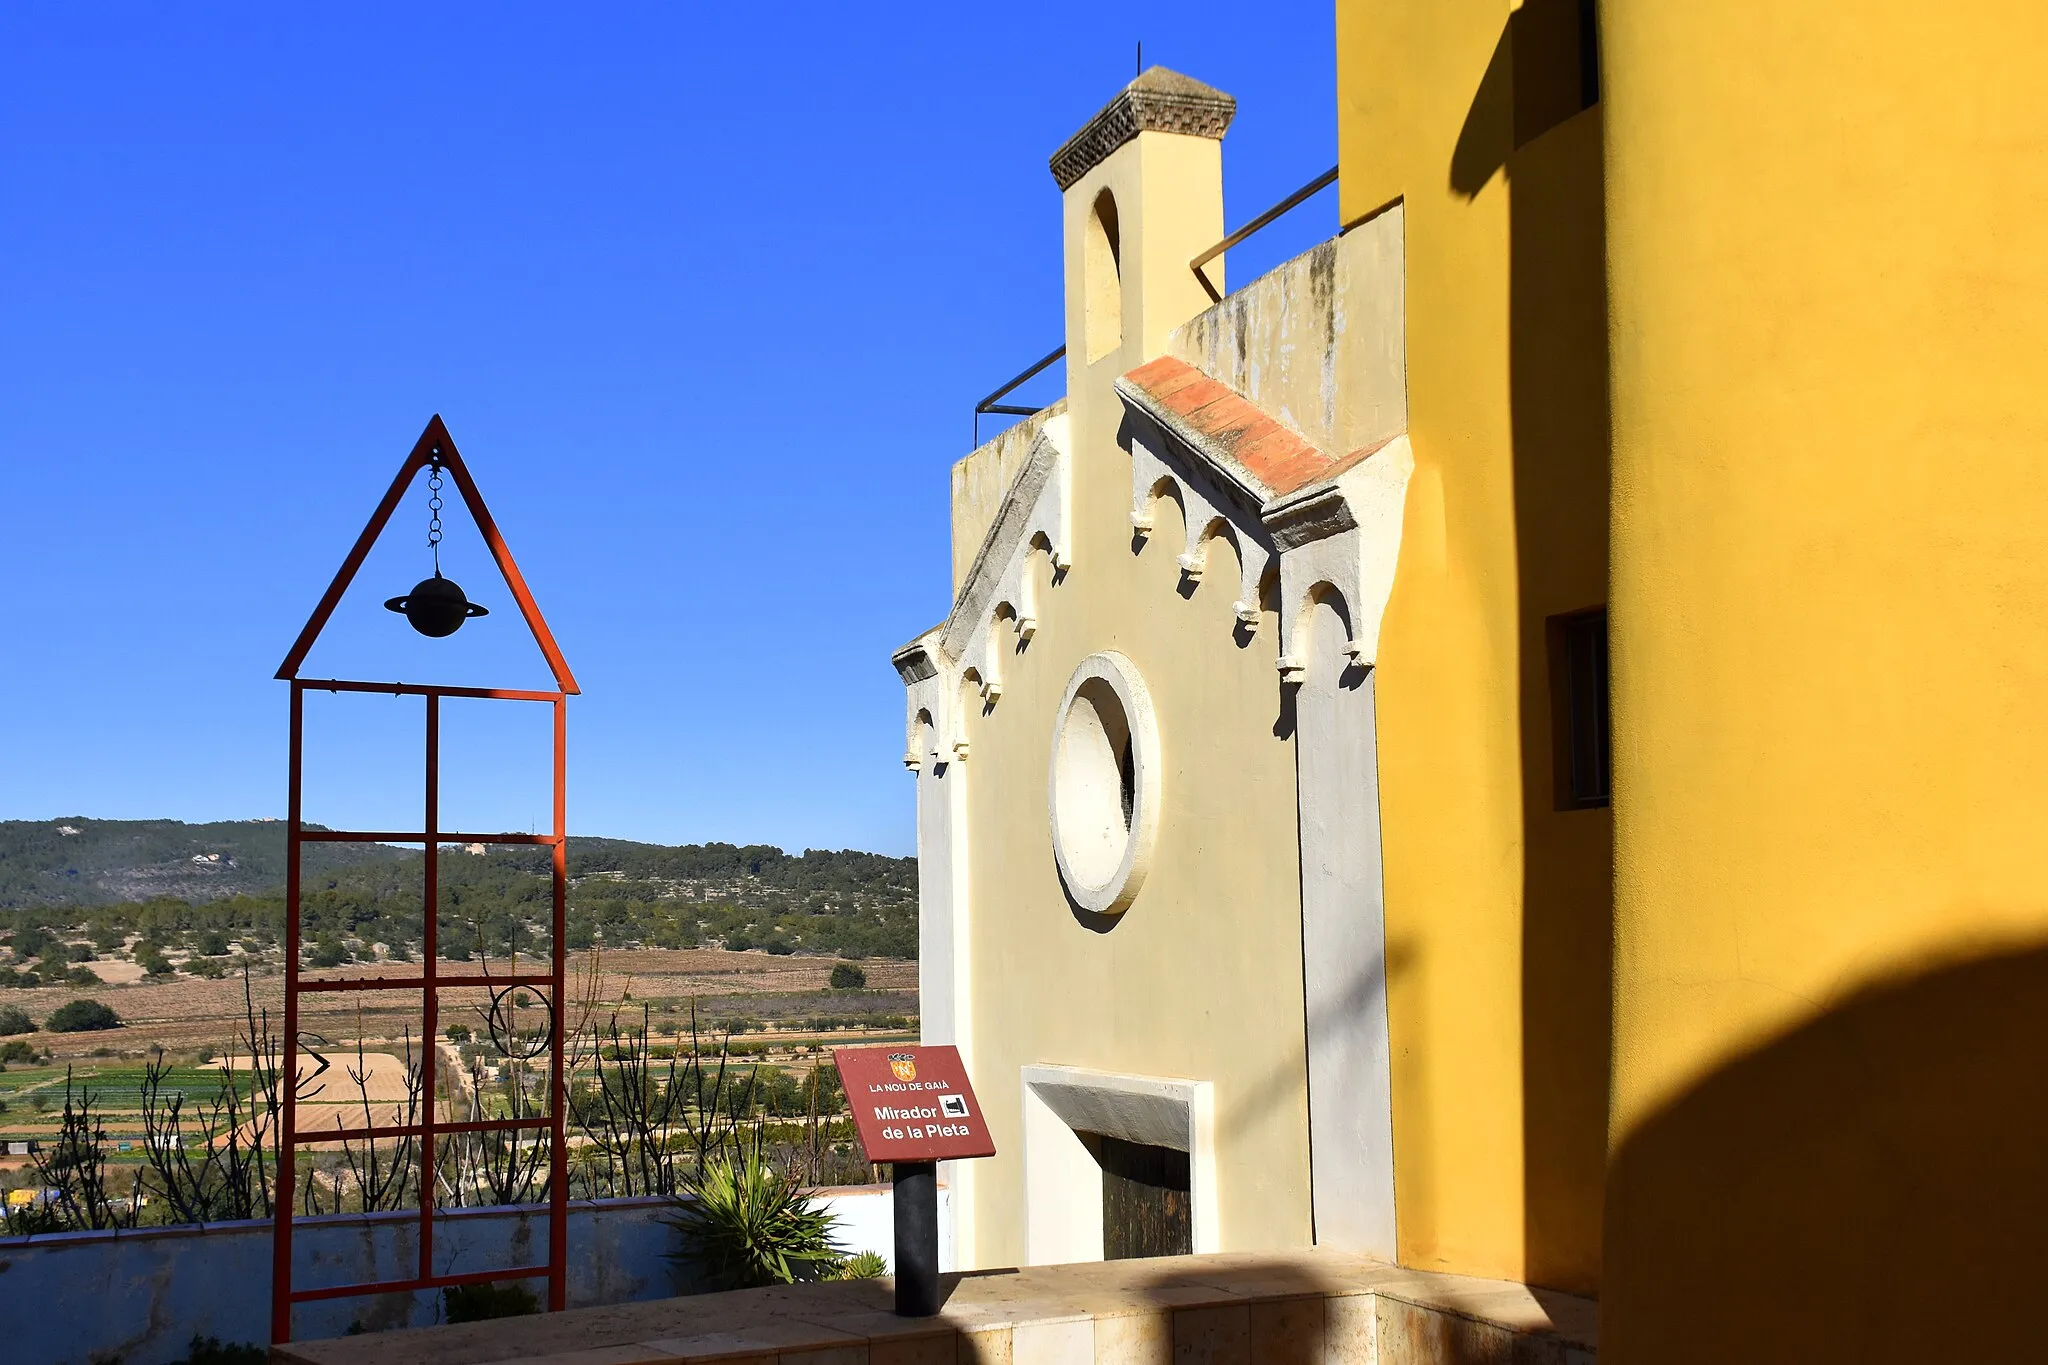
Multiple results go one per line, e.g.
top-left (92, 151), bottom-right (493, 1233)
top-left (6, 948), bottom-right (915, 1056)
top-left (0, 948), bottom-right (918, 1148)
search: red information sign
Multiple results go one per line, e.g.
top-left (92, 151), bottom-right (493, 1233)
top-left (834, 1044), bottom-right (997, 1163)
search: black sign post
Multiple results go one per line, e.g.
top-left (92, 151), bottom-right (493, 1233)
top-left (892, 1159), bottom-right (940, 1316)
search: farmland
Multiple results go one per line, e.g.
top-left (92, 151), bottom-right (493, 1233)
top-left (0, 821), bottom-right (922, 1207)
top-left (0, 947), bottom-right (917, 1154)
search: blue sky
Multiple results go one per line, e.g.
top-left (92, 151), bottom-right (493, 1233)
top-left (0, 4), bottom-right (1338, 857)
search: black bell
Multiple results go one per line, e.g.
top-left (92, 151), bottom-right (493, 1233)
top-left (384, 573), bottom-right (489, 638)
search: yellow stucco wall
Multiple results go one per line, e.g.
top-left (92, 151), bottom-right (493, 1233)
top-left (1336, 0), bottom-right (1611, 1292)
top-left (947, 129), bottom-right (1315, 1269)
top-left (1601, 3), bottom-right (2048, 1357)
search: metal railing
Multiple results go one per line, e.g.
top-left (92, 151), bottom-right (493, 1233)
top-left (1191, 164), bottom-right (1339, 298)
top-left (973, 344), bottom-right (1066, 447)
top-left (968, 164), bottom-right (1340, 445)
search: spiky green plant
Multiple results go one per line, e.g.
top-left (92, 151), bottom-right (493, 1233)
top-left (665, 1149), bottom-right (846, 1290)
top-left (832, 1250), bottom-right (888, 1280)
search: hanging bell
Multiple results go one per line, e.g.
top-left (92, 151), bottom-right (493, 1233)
top-left (386, 572), bottom-right (489, 638)
top-left (385, 453), bottom-right (489, 637)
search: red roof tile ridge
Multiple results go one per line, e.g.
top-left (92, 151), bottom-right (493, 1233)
top-left (1119, 356), bottom-right (1337, 499)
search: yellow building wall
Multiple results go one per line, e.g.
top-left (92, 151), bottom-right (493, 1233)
top-left (946, 129), bottom-right (1315, 1269)
top-left (1336, 0), bottom-right (1612, 1292)
top-left (1602, 3), bottom-right (2048, 1357)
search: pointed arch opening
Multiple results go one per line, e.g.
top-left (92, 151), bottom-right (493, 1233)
top-left (1084, 189), bottom-right (1124, 363)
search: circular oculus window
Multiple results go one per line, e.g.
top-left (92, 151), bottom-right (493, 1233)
top-left (1048, 651), bottom-right (1161, 915)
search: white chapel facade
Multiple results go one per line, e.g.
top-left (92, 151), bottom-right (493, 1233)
top-left (894, 68), bottom-right (1414, 1270)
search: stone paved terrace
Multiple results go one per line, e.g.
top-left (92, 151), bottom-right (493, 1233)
top-left (272, 1249), bottom-right (1597, 1364)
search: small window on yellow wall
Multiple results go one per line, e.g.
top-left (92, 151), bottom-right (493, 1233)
top-left (1084, 189), bottom-right (1123, 363)
top-left (1549, 606), bottom-right (1610, 809)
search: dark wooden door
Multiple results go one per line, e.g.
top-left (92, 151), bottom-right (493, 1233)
top-left (1095, 1134), bottom-right (1192, 1259)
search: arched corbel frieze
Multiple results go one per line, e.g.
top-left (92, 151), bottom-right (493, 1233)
top-left (1277, 580), bottom-right (1357, 684)
top-left (953, 669), bottom-right (985, 760)
top-left (1123, 410), bottom-right (1279, 638)
top-left (1262, 434), bottom-right (1415, 678)
top-left (892, 633), bottom-right (951, 772)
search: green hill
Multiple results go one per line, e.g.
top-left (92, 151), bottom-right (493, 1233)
top-left (0, 819), bottom-right (918, 967)
top-left (0, 817), bottom-right (408, 907)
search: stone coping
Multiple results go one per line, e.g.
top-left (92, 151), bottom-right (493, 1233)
top-left (0, 1197), bottom-right (662, 1250)
top-left (0, 1187), bottom-right (898, 1249)
top-left (1048, 67), bottom-right (1236, 190)
top-left (273, 1249), bottom-right (1596, 1364)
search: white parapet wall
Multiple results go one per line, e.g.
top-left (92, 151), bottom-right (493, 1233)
top-left (0, 1184), bottom-right (940, 1365)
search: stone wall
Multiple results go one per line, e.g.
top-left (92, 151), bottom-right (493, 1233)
top-left (0, 1185), bottom-right (932, 1365)
top-left (1167, 209), bottom-right (1407, 463)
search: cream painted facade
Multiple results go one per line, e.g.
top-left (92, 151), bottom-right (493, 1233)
top-left (895, 70), bottom-right (1414, 1272)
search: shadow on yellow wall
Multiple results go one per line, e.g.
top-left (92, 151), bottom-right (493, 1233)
top-left (1602, 938), bottom-right (2048, 1361)
top-left (1448, 0), bottom-right (1616, 1296)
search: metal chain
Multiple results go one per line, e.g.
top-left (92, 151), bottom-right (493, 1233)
top-left (427, 455), bottom-right (445, 574)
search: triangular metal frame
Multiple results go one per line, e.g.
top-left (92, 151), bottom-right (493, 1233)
top-left (275, 414), bottom-right (580, 693)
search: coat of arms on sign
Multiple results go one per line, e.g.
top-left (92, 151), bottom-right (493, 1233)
top-left (890, 1052), bottom-right (918, 1081)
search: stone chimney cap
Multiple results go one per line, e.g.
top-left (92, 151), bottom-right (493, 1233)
top-left (1048, 67), bottom-right (1236, 191)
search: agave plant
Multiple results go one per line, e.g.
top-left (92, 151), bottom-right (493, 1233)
top-left (832, 1250), bottom-right (888, 1280)
top-left (665, 1149), bottom-right (848, 1290)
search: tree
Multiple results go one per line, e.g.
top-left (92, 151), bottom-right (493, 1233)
top-left (828, 963), bottom-right (866, 990)
top-left (9, 927), bottom-right (53, 961)
top-left (46, 999), bottom-right (121, 1033)
top-left (0, 1007), bottom-right (35, 1035)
